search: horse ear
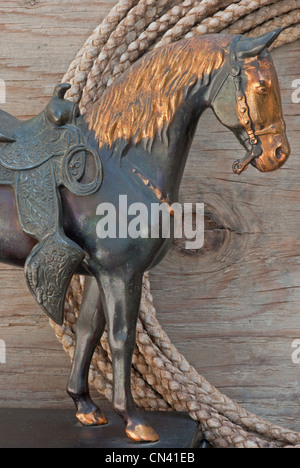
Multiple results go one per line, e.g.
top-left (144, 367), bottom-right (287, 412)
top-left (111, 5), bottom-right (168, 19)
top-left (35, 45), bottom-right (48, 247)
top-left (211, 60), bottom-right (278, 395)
top-left (236, 29), bottom-right (283, 60)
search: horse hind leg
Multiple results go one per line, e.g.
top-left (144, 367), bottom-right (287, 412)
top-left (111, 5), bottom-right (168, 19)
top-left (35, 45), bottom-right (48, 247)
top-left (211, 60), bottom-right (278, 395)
top-left (96, 268), bottom-right (159, 443)
top-left (67, 276), bottom-right (108, 426)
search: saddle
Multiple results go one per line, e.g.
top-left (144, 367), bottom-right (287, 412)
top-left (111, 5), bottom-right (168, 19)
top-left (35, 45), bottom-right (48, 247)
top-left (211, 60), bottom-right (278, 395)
top-left (0, 84), bottom-right (103, 325)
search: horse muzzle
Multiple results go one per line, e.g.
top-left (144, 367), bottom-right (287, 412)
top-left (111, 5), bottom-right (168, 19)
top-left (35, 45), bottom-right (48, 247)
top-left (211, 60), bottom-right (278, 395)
top-left (233, 133), bottom-right (290, 174)
top-left (251, 135), bottom-right (291, 173)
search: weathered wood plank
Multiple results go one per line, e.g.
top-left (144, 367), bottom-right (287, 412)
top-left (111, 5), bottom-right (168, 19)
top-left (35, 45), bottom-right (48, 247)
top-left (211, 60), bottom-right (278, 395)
top-left (0, 0), bottom-right (115, 118)
top-left (0, 0), bottom-right (300, 435)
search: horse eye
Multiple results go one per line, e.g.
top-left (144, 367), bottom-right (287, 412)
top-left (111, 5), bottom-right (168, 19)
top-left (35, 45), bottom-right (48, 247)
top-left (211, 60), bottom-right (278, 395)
top-left (256, 80), bottom-right (268, 95)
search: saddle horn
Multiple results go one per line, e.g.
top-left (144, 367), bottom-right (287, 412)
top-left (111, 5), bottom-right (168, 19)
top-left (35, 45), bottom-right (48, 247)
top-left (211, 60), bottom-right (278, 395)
top-left (46, 83), bottom-right (79, 127)
top-left (54, 83), bottom-right (72, 99)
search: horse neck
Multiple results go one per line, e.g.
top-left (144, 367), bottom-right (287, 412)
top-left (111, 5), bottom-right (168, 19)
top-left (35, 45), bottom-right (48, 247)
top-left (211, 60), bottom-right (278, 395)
top-left (151, 98), bottom-right (204, 201)
top-left (124, 67), bottom-right (225, 202)
top-left (84, 36), bottom-right (230, 201)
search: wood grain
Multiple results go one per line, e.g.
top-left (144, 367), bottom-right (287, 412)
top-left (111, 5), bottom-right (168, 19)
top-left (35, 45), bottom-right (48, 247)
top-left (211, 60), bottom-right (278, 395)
top-left (0, 0), bottom-right (300, 434)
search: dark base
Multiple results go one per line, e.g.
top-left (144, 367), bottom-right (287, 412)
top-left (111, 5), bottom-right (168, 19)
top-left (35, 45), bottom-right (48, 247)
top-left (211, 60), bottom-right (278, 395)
top-left (0, 401), bottom-right (199, 448)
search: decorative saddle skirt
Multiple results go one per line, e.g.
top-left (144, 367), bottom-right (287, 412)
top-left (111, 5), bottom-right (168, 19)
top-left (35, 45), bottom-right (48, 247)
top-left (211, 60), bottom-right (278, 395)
top-left (0, 84), bottom-right (102, 325)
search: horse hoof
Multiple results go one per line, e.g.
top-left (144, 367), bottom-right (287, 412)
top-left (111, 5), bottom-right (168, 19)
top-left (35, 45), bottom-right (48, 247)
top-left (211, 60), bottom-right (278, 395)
top-left (76, 409), bottom-right (108, 426)
top-left (126, 424), bottom-right (159, 443)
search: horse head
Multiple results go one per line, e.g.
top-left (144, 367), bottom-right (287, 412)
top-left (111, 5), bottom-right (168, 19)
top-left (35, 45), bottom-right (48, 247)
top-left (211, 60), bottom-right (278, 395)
top-left (211, 29), bottom-right (290, 175)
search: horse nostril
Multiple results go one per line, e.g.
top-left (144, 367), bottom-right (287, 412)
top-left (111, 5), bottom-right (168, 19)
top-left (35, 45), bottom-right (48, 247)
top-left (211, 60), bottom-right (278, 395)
top-left (276, 146), bottom-right (286, 162)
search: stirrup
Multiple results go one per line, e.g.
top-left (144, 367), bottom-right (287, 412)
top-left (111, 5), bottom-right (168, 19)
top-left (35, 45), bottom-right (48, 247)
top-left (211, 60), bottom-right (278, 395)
top-left (24, 233), bottom-right (85, 325)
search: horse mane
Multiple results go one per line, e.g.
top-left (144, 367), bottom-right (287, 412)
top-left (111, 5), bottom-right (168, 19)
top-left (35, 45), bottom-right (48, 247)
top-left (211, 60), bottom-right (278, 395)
top-left (85, 34), bottom-right (233, 152)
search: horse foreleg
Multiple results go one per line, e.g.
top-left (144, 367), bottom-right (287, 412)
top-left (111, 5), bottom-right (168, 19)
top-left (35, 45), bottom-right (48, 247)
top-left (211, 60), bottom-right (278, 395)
top-left (67, 276), bottom-right (108, 426)
top-left (97, 269), bottom-right (159, 443)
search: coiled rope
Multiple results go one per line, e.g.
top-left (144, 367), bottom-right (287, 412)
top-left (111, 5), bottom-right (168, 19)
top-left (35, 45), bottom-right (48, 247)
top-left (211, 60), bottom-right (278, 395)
top-left (50, 0), bottom-right (300, 448)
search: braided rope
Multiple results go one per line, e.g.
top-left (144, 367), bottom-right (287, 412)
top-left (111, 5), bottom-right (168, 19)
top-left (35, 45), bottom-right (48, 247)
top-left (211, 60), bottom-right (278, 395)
top-left (62, 0), bottom-right (140, 104)
top-left (50, 0), bottom-right (300, 448)
top-left (223, 0), bottom-right (300, 34)
top-left (185, 0), bottom-right (282, 37)
top-left (248, 9), bottom-right (300, 38)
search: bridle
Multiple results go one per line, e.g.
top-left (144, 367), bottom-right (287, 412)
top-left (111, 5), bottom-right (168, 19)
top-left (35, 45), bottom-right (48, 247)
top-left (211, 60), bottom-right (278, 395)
top-left (210, 36), bottom-right (278, 175)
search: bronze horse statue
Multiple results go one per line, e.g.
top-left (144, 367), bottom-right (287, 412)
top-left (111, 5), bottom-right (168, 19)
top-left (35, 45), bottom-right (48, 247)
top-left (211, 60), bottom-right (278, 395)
top-left (0, 30), bottom-right (290, 443)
